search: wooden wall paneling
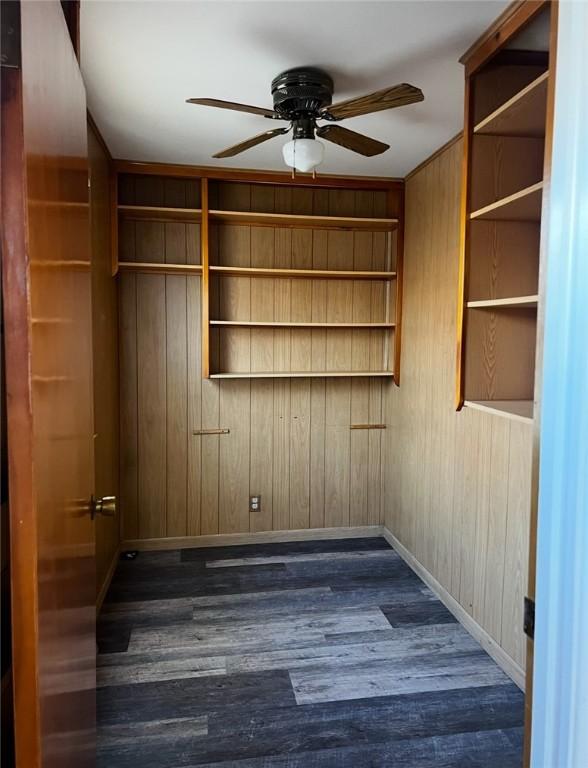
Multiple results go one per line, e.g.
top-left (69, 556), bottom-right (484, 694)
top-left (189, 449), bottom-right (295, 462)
top-left (385, 137), bottom-right (534, 684)
top-left (309, 228), bottom-right (328, 529)
top-left (272, 379), bottom-right (291, 531)
top-left (136, 275), bottom-right (167, 538)
top-left (349, 194), bottom-right (372, 525)
top-left (309, 378), bottom-right (326, 529)
top-left (324, 379), bottom-right (351, 528)
top-left (166, 275), bottom-right (188, 536)
top-left (274, 230), bottom-right (292, 370)
top-left (290, 228), bottom-right (313, 371)
top-left (187, 276), bottom-right (202, 535)
top-left (201, 216), bottom-right (220, 532)
top-left (483, 417), bottom-right (510, 639)
top-left (249, 378), bottom-right (274, 533)
top-left (119, 275), bottom-right (139, 539)
top-left (289, 380), bottom-right (311, 529)
top-left (118, 174), bottom-right (403, 543)
top-left (471, 411), bottom-right (492, 628)
top-left (503, 420), bottom-right (533, 667)
top-left (219, 381), bottom-right (251, 533)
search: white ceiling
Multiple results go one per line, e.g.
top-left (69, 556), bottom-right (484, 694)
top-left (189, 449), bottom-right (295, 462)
top-left (81, 0), bottom-right (509, 177)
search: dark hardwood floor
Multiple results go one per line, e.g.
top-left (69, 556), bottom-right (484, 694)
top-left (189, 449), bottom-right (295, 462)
top-left (97, 536), bottom-right (524, 767)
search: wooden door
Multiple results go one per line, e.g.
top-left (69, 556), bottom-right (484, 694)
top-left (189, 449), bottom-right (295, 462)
top-left (1, 2), bottom-right (96, 766)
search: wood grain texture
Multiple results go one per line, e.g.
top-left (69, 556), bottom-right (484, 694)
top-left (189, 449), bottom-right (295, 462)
top-left (1, 4), bottom-right (96, 763)
top-left (89, 121), bottom-right (120, 602)
top-left (384, 138), bottom-right (533, 679)
top-left (119, 178), bottom-right (397, 539)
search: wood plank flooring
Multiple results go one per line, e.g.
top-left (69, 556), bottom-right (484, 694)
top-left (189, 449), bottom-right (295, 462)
top-left (97, 537), bottom-right (524, 767)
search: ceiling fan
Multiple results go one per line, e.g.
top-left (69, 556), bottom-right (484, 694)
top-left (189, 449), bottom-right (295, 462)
top-left (187, 67), bottom-right (424, 174)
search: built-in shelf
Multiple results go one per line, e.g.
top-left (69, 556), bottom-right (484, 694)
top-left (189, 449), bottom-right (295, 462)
top-left (470, 182), bottom-right (543, 222)
top-left (118, 262), bottom-right (203, 275)
top-left (209, 266), bottom-right (396, 280)
top-left (467, 295), bottom-right (538, 309)
top-left (210, 370), bottom-right (395, 379)
top-left (464, 399), bottom-right (533, 424)
top-left (209, 210), bottom-right (398, 231)
top-left (118, 205), bottom-right (202, 222)
top-left (210, 321), bottom-right (395, 329)
top-left (474, 71), bottom-right (549, 137)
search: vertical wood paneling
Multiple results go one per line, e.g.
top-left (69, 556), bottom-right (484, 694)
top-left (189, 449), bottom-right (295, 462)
top-left (187, 276), bottom-right (202, 535)
top-left (165, 275), bottom-right (187, 536)
top-left (119, 179), bottom-right (395, 546)
top-left (219, 381), bottom-right (250, 533)
top-left (136, 274), bottom-right (166, 538)
top-left (384, 138), bottom-right (534, 679)
top-left (119, 275), bottom-right (138, 539)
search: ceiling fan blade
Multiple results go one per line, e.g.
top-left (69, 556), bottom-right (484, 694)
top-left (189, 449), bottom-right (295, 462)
top-left (213, 126), bottom-right (290, 159)
top-left (322, 83), bottom-right (423, 121)
top-left (187, 98), bottom-right (279, 119)
top-left (316, 125), bottom-right (389, 157)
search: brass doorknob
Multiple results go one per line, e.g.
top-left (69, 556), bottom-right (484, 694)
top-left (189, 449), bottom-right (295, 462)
top-left (90, 495), bottom-right (116, 520)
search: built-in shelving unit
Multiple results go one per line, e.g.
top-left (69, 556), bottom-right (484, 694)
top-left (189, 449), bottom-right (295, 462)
top-left (210, 370), bottom-right (395, 379)
top-left (209, 265), bottom-right (396, 280)
top-left (470, 182), bottom-right (543, 222)
top-left (114, 170), bottom-right (404, 381)
top-left (456, 3), bottom-right (553, 423)
top-left (208, 209), bottom-right (397, 231)
top-left (463, 399), bottom-right (534, 424)
top-left (467, 295), bottom-right (538, 309)
top-left (118, 204), bottom-right (202, 222)
top-left (473, 71), bottom-right (549, 137)
top-left (118, 261), bottom-right (203, 275)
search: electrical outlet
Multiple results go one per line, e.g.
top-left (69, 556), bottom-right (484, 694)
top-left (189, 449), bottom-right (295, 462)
top-left (249, 495), bottom-right (261, 513)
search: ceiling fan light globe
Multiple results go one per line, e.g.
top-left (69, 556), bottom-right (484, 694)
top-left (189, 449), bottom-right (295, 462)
top-left (282, 138), bottom-right (324, 173)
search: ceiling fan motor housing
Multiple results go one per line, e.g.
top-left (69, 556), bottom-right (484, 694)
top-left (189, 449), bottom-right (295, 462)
top-left (271, 67), bottom-right (334, 119)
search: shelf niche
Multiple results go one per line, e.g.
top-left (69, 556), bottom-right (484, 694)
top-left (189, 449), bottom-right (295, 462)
top-left (456, 5), bottom-right (553, 420)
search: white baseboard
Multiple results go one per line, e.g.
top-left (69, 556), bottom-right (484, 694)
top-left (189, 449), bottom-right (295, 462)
top-left (121, 525), bottom-right (384, 552)
top-left (382, 527), bottom-right (525, 691)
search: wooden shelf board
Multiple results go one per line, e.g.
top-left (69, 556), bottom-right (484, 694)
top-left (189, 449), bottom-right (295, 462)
top-left (464, 399), bottom-right (533, 424)
top-left (210, 370), bottom-right (394, 379)
top-left (209, 266), bottom-right (396, 280)
top-left (470, 182), bottom-right (543, 222)
top-left (209, 209), bottom-right (398, 231)
top-left (210, 321), bottom-right (395, 329)
top-left (474, 71), bottom-right (549, 137)
top-left (467, 295), bottom-right (538, 309)
top-left (118, 205), bottom-right (202, 222)
top-left (118, 261), bottom-right (203, 275)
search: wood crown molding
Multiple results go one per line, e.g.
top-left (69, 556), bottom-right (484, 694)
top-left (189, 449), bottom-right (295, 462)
top-left (460, 0), bottom-right (549, 76)
top-left (112, 159), bottom-right (403, 190)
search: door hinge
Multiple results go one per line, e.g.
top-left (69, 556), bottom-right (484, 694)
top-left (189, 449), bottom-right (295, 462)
top-left (1, 1), bottom-right (21, 69)
top-left (524, 596), bottom-right (535, 640)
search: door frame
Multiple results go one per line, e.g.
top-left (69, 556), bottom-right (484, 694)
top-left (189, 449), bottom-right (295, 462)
top-left (530, 0), bottom-right (588, 765)
top-left (1, 41), bottom-right (43, 768)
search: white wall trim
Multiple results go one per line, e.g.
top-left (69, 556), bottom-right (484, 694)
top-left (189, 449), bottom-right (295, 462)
top-left (121, 525), bottom-right (384, 552)
top-left (382, 527), bottom-right (525, 690)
